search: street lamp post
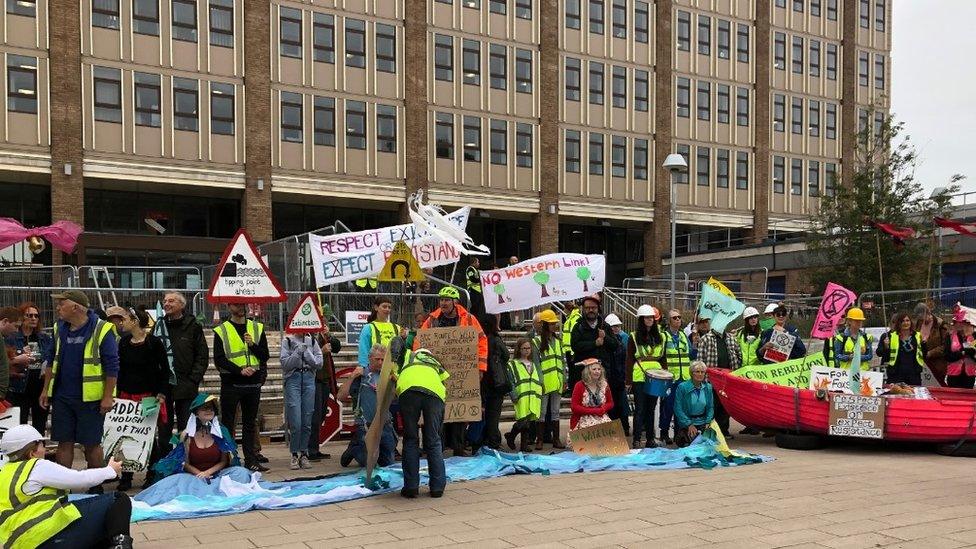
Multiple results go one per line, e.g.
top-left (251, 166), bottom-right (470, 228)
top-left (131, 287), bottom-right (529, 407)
top-left (663, 153), bottom-right (688, 310)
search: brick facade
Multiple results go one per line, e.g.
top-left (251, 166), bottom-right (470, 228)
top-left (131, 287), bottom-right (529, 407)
top-left (402, 0), bottom-right (429, 223)
top-left (243, 0), bottom-right (273, 242)
top-left (532, 0), bottom-right (560, 257)
top-left (648, 0), bottom-right (674, 276)
top-left (840, 0), bottom-right (858, 188)
top-left (751, 0), bottom-right (771, 244)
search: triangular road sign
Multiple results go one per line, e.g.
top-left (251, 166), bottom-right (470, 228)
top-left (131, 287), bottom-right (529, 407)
top-left (207, 229), bottom-right (286, 304)
top-left (377, 241), bottom-right (425, 282)
top-left (285, 293), bottom-right (325, 334)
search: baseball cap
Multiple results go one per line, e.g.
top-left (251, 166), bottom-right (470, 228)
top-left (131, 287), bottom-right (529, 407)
top-left (105, 306), bottom-right (128, 319)
top-left (51, 289), bottom-right (90, 308)
top-left (0, 424), bottom-right (47, 454)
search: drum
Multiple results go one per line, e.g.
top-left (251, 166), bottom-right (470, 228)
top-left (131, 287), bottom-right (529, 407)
top-left (644, 369), bottom-right (674, 397)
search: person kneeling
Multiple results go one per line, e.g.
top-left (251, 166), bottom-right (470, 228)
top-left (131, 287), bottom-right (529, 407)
top-left (338, 345), bottom-right (397, 468)
top-left (0, 425), bottom-right (134, 549)
top-left (673, 362), bottom-right (715, 448)
top-left (152, 393), bottom-right (243, 482)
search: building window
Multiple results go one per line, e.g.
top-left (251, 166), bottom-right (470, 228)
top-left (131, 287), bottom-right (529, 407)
top-left (345, 19), bottom-right (366, 68)
top-left (696, 81), bottom-right (710, 121)
top-left (717, 20), bottom-right (730, 59)
top-left (676, 11), bottom-right (690, 51)
top-left (376, 24), bottom-right (397, 73)
top-left (811, 0), bottom-right (821, 16)
top-left (858, 108), bottom-right (868, 133)
top-left (435, 112), bottom-right (453, 159)
top-left (634, 138), bottom-right (648, 179)
top-left (566, 130), bottom-right (581, 172)
top-left (676, 77), bottom-right (690, 117)
top-left (774, 32), bottom-right (786, 70)
top-left (589, 61), bottom-right (604, 105)
top-left (133, 0), bottom-right (159, 35)
top-left (377, 104), bottom-right (396, 153)
top-left (791, 97), bottom-right (803, 134)
top-left (133, 72), bottom-right (161, 127)
top-left (809, 40), bottom-right (820, 77)
top-left (612, 66), bottom-right (626, 108)
top-left (790, 158), bottom-right (802, 195)
top-left (809, 160), bottom-right (820, 197)
top-left (826, 103), bottom-right (836, 139)
top-left (809, 100), bottom-right (820, 137)
top-left (717, 149), bottom-right (729, 188)
top-left (489, 45), bottom-right (507, 89)
top-left (735, 151), bottom-right (748, 190)
top-left (589, 133), bottom-right (604, 175)
top-left (434, 34), bottom-right (453, 81)
top-left (611, 136), bottom-right (626, 178)
top-left (634, 69), bottom-right (648, 112)
top-left (565, 57), bottom-right (581, 101)
top-left (675, 144), bottom-right (689, 184)
top-left (793, 0), bottom-right (803, 12)
top-left (6, 55), bottom-right (37, 114)
top-left (6, 0), bottom-right (35, 17)
top-left (211, 82), bottom-right (234, 135)
top-left (773, 93), bottom-right (785, 132)
top-left (314, 96), bottom-right (335, 146)
top-left (346, 100), bottom-right (366, 149)
top-left (489, 119), bottom-right (507, 165)
top-left (516, 0), bottom-right (532, 20)
top-left (792, 36), bottom-right (803, 74)
top-left (93, 66), bottom-right (122, 123)
top-left (209, 0), bottom-right (233, 47)
top-left (736, 23), bottom-right (749, 63)
top-left (717, 84), bottom-right (730, 124)
top-left (827, 0), bottom-right (837, 20)
top-left (566, 0), bottom-right (581, 29)
top-left (826, 43), bottom-right (837, 80)
top-left (874, 54), bottom-right (885, 89)
top-left (463, 39), bottom-right (480, 85)
top-left (463, 116), bottom-right (481, 162)
top-left (697, 15), bottom-right (710, 55)
top-left (612, 0), bottom-right (626, 38)
top-left (515, 48), bottom-right (532, 93)
top-left (280, 91), bottom-right (302, 142)
top-left (875, 0), bottom-right (885, 31)
top-left (173, 77), bottom-right (199, 131)
top-left (589, 0), bottom-right (604, 34)
top-left (489, 0), bottom-right (506, 14)
top-left (735, 87), bottom-right (749, 126)
top-left (873, 111), bottom-right (884, 139)
top-left (92, 0), bottom-right (120, 29)
top-left (172, 0), bottom-right (197, 42)
top-left (858, 52), bottom-right (869, 86)
top-left (313, 13), bottom-right (335, 63)
top-left (696, 146), bottom-right (710, 186)
top-left (279, 7), bottom-right (302, 58)
top-left (516, 123), bottom-right (532, 167)
top-left (859, 0), bottom-right (869, 28)
top-left (825, 163), bottom-right (837, 196)
top-left (635, 1), bottom-right (649, 43)
top-left (773, 156), bottom-right (784, 194)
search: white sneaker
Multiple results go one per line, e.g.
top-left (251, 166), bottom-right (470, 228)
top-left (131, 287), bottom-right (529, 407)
top-left (299, 454), bottom-right (311, 469)
top-left (290, 455), bottom-right (300, 470)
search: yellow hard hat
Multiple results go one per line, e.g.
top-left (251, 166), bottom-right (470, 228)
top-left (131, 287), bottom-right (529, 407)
top-left (539, 310), bottom-right (559, 324)
top-left (846, 307), bottom-right (866, 321)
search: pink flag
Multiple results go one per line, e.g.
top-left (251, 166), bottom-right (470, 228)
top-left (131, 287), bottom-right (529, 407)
top-left (811, 282), bottom-right (857, 339)
top-left (0, 217), bottom-right (83, 253)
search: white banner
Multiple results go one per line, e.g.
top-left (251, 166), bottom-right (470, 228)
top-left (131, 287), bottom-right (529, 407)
top-left (481, 253), bottom-right (606, 314)
top-left (309, 207), bottom-right (472, 287)
top-left (101, 399), bottom-right (160, 473)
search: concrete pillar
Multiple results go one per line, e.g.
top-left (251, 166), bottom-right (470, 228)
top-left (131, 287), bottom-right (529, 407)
top-left (648, 0), bottom-right (674, 276)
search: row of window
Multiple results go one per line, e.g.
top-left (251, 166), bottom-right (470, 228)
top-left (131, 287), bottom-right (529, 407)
top-left (772, 155), bottom-right (838, 197)
top-left (6, 0), bottom-right (36, 17)
top-left (279, 94), bottom-right (397, 153)
top-left (277, 9), bottom-right (397, 73)
top-left (565, 58), bottom-right (650, 111)
top-left (433, 113), bottom-right (533, 167)
top-left (434, 35), bottom-right (533, 93)
top-left (6, 55), bottom-right (36, 114)
top-left (434, 0), bottom-right (534, 20)
top-left (774, 33), bottom-right (839, 80)
top-left (677, 77), bottom-right (751, 127)
top-left (678, 11), bottom-right (750, 63)
top-left (773, 94), bottom-right (838, 139)
top-left (859, 0), bottom-right (886, 32)
top-left (858, 51), bottom-right (886, 90)
top-left (565, 0), bottom-right (651, 42)
top-left (564, 130), bottom-right (650, 179)
top-left (673, 144), bottom-right (751, 190)
top-left (773, 0), bottom-right (839, 21)
top-left (87, 0), bottom-right (235, 47)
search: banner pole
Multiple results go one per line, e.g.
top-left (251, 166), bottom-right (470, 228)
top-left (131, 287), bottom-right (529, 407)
top-left (875, 234), bottom-right (887, 322)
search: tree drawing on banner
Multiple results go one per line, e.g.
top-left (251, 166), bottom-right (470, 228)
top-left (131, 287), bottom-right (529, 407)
top-left (576, 266), bottom-right (592, 292)
top-left (533, 271), bottom-right (550, 298)
top-left (493, 283), bottom-right (506, 304)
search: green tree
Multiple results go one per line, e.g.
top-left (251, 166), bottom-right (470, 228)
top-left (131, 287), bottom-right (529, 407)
top-left (576, 267), bottom-right (591, 292)
top-left (533, 271), bottom-right (550, 298)
top-left (493, 283), bottom-right (506, 304)
top-left (805, 113), bottom-right (960, 297)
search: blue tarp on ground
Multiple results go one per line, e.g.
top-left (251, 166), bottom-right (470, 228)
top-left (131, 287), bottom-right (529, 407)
top-left (131, 437), bottom-right (770, 522)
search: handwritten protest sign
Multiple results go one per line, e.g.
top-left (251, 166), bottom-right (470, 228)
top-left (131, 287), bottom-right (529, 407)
top-left (309, 207), bottom-right (471, 286)
top-left (697, 284), bottom-right (745, 333)
top-left (810, 366), bottom-right (883, 396)
top-left (415, 327), bottom-right (481, 423)
top-left (828, 394), bottom-right (885, 439)
top-left (732, 352), bottom-right (827, 387)
top-left (763, 331), bottom-right (796, 362)
top-left (101, 399), bottom-right (160, 473)
top-left (812, 282), bottom-right (856, 338)
top-left (569, 420), bottom-right (630, 456)
top-left (480, 253), bottom-right (606, 314)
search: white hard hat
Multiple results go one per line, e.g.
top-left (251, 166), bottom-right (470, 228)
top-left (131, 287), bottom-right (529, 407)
top-left (605, 313), bottom-right (623, 327)
top-left (0, 424), bottom-right (47, 454)
top-left (743, 307), bottom-right (760, 319)
top-left (763, 303), bottom-right (780, 314)
top-left (636, 304), bottom-right (655, 318)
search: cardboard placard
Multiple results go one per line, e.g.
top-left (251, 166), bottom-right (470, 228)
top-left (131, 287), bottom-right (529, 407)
top-left (810, 366), bottom-right (884, 396)
top-left (414, 327), bottom-right (482, 423)
top-left (828, 394), bottom-right (885, 439)
top-left (763, 331), bottom-right (797, 363)
top-left (569, 419), bottom-right (630, 456)
top-left (101, 399), bottom-right (160, 472)
top-left (732, 352), bottom-right (827, 387)
top-left (344, 310), bottom-right (370, 346)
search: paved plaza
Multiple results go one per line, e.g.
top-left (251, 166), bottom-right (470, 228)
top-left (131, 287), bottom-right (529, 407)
top-left (130, 426), bottom-right (976, 549)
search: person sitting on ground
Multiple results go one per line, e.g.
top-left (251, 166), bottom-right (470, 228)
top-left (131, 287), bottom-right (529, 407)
top-left (504, 338), bottom-right (542, 453)
top-left (152, 393), bottom-right (241, 482)
top-left (338, 344), bottom-right (397, 467)
top-left (0, 424), bottom-right (134, 549)
top-left (673, 362), bottom-right (715, 448)
top-left (568, 358), bottom-right (614, 444)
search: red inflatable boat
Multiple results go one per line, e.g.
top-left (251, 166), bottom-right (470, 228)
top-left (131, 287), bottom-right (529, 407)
top-left (708, 368), bottom-right (976, 443)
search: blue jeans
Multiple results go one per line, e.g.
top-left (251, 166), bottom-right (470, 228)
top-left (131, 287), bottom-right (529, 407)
top-left (343, 419), bottom-right (396, 467)
top-left (284, 370), bottom-right (316, 454)
top-left (399, 389), bottom-right (446, 492)
top-left (658, 381), bottom-right (679, 435)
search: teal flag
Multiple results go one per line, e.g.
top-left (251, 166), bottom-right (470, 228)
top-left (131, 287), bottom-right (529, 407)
top-left (849, 331), bottom-right (862, 394)
top-left (153, 301), bottom-right (176, 386)
top-left (698, 284), bottom-right (746, 333)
